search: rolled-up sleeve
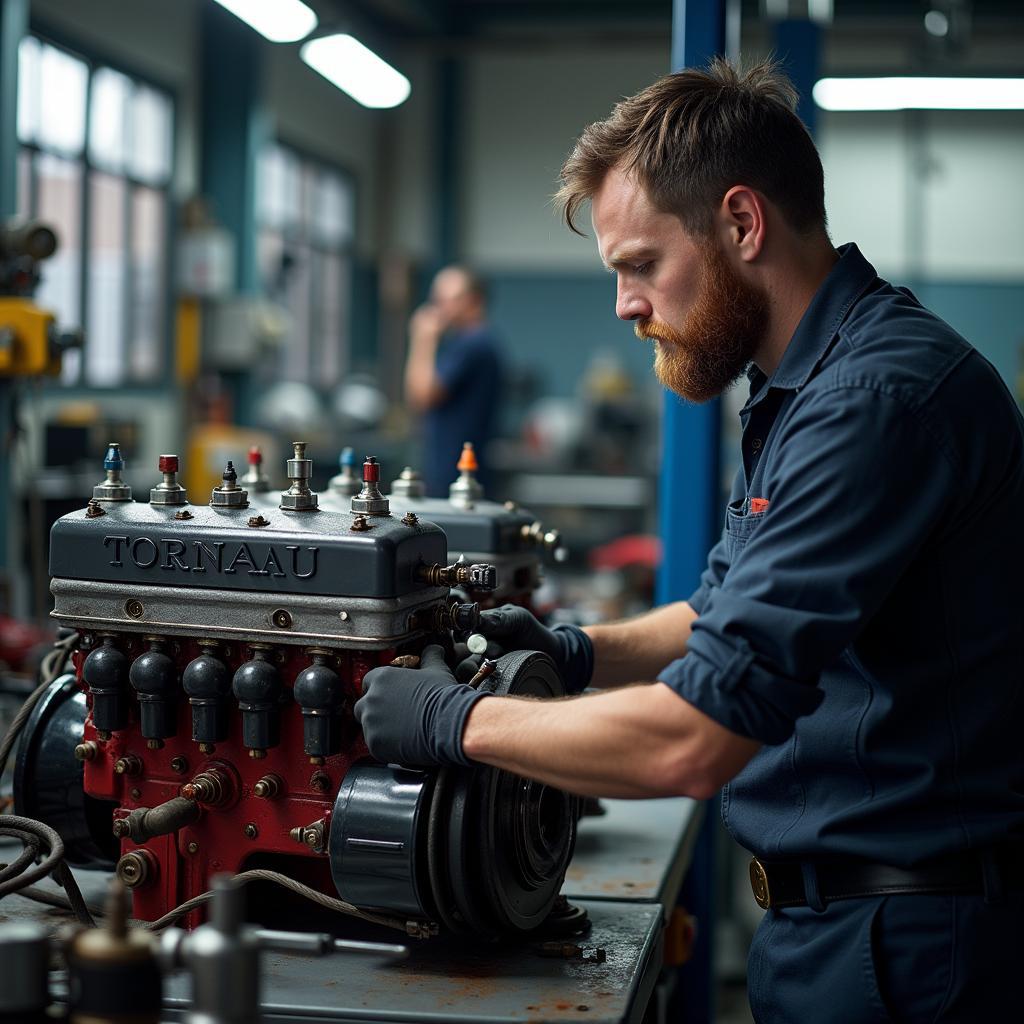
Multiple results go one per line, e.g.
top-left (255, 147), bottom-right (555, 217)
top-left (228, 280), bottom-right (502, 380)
top-left (661, 383), bottom-right (959, 744)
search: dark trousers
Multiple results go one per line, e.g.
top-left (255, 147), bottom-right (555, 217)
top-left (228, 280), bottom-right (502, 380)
top-left (747, 891), bottom-right (1023, 1022)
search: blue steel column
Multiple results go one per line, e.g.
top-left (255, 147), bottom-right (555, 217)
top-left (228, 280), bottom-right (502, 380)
top-left (663, 5), bottom-right (725, 1023)
top-left (0, 0), bottom-right (29, 587)
top-left (774, 19), bottom-right (821, 135)
top-left (198, 3), bottom-right (267, 425)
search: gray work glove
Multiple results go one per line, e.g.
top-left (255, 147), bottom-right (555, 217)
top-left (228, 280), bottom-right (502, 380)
top-left (355, 645), bottom-right (487, 767)
top-left (477, 605), bottom-right (594, 694)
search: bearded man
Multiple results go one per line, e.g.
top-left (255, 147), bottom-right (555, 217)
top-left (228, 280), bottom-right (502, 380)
top-left (358, 59), bottom-right (1024, 1021)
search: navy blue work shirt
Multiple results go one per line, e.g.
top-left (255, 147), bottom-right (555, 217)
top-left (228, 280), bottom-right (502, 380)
top-left (659, 243), bottom-right (1024, 866)
top-left (422, 324), bottom-right (502, 496)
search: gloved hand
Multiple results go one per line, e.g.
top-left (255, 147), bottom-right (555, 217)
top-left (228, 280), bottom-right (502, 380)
top-left (477, 605), bottom-right (594, 694)
top-left (354, 645), bottom-right (487, 767)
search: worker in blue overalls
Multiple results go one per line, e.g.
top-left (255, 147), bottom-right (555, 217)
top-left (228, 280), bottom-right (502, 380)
top-left (357, 58), bottom-right (1024, 1021)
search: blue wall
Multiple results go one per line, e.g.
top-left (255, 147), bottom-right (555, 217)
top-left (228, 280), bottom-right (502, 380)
top-left (483, 272), bottom-right (1024, 410)
top-left (912, 280), bottom-right (1024, 405)
top-left (487, 273), bottom-right (654, 399)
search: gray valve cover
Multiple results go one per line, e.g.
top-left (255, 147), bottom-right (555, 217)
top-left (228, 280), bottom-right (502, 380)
top-left (49, 502), bottom-right (447, 599)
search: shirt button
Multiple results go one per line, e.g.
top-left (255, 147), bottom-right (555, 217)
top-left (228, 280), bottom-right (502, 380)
top-left (751, 437), bottom-right (762, 450)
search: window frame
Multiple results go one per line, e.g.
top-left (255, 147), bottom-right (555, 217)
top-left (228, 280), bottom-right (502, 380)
top-left (256, 138), bottom-right (358, 391)
top-left (21, 20), bottom-right (178, 393)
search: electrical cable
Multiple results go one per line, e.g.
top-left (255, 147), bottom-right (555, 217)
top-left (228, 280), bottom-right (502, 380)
top-left (133, 868), bottom-right (430, 937)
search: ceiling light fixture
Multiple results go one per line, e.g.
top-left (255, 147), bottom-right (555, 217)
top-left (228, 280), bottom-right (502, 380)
top-left (813, 77), bottom-right (1024, 111)
top-left (300, 34), bottom-right (411, 109)
top-left (210, 0), bottom-right (318, 44)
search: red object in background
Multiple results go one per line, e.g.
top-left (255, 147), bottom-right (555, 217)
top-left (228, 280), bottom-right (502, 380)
top-left (588, 535), bottom-right (662, 572)
top-left (0, 616), bottom-right (53, 673)
top-left (749, 497), bottom-right (770, 514)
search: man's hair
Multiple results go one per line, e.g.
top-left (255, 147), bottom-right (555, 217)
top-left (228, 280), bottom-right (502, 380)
top-left (556, 57), bottom-right (827, 238)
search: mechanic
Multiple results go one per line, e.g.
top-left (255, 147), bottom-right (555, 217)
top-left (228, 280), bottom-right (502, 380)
top-left (403, 264), bottom-right (503, 496)
top-left (358, 59), bottom-right (1024, 1021)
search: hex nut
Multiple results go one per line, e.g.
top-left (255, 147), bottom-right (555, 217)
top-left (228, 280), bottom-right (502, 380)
top-left (244, 823), bottom-right (258, 840)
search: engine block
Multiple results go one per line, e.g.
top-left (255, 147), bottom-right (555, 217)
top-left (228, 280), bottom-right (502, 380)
top-left (19, 444), bottom-right (577, 940)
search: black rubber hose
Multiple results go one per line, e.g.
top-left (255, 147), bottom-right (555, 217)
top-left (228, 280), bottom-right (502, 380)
top-left (0, 816), bottom-right (65, 897)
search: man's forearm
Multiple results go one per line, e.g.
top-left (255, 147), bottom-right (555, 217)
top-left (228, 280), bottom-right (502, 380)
top-left (403, 335), bottom-right (444, 410)
top-left (584, 601), bottom-right (698, 688)
top-left (461, 680), bottom-right (758, 799)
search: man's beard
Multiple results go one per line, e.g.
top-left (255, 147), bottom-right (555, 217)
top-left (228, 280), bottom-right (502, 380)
top-left (635, 243), bottom-right (768, 403)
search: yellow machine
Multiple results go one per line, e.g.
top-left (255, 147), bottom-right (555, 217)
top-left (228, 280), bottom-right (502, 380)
top-left (0, 221), bottom-right (76, 378)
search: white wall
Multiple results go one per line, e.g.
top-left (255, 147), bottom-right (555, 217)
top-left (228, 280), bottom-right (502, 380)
top-left (460, 45), bottom-right (669, 271)
top-left (819, 109), bottom-right (1024, 283)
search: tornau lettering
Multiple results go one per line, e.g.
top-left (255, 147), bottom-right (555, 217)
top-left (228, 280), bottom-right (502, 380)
top-left (102, 535), bottom-right (319, 579)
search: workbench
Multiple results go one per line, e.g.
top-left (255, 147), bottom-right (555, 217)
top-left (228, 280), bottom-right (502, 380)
top-left (0, 797), bottom-right (703, 1023)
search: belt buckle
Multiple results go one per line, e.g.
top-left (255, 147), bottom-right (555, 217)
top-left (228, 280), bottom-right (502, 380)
top-left (749, 857), bottom-right (772, 909)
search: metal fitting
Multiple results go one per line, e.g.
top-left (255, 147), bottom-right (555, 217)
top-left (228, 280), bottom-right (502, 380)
top-left (116, 849), bottom-right (157, 889)
top-left (181, 769), bottom-right (227, 806)
top-left (74, 741), bottom-right (98, 762)
top-left (280, 441), bottom-right (319, 511)
top-left (310, 770), bottom-right (330, 793)
top-left (92, 442), bottom-right (133, 502)
top-left (113, 754), bottom-right (143, 777)
top-left (247, 514), bottom-right (270, 528)
top-left (174, 508), bottom-right (194, 520)
top-left (401, 511), bottom-right (419, 526)
top-left (391, 466), bottom-right (426, 499)
top-left (146, 738), bottom-right (164, 751)
top-left (241, 445), bottom-right (272, 493)
top-left (350, 514), bottom-right (370, 532)
top-left (150, 454), bottom-right (188, 506)
top-left (350, 456), bottom-right (390, 515)
top-left (243, 823), bottom-right (259, 840)
top-left (170, 756), bottom-right (189, 775)
top-left (210, 460), bottom-right (249, 508)
top-left (114, 797), bottom-right (201, 843)
top-left (289, 818), bottom-right (327, 853)
top-left (448, 442), bottom-right (483, 509)
top-left (417, 560), bottom-right (498, 591)
top-left (85, 498), bottom-right (106, 518)
top-left (253, 774), bottom-right (282, 799)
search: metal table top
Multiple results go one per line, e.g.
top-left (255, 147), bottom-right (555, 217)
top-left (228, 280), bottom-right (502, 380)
top-left (562, 797), bottom-right (704, 913)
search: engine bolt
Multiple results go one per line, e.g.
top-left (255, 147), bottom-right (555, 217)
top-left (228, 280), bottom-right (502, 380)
top-left (181, 770), bottom-right (225, 805)
top-left (124, 598), bottom-right (144, 619)
top-left (305, 830), bottom-right (322, 850)
top-left (272, 608), bottom-right (293, 629)
top-left (350, 514), bottom-right (369, 532)
top-left (248, 514), bottom-right (270, 528)
top-left (113, 755), bottom-right (142, 776)
top-left (146, 738), bottom-right (164, 751)
top-left (116, 850), bottom-right (152, 889)
top-left (130, 787), bottom-right (141, 799)
top-left (187, 841), bottom-right (199, 855)
top-left (74, 741), bottom-right (98, 762)
top-left (198, 742), bottom-right (215, 754)
top-left (112, 818), bottom-right (130, 839)
top-left (170, 756), bottom-right (189, 775)
top-left (174, 509), bottom-right (194, 520)
top-left (244, 823), bottom-right (259, 840)
top-left (310, 770), bottom-right (330, 793)
top-left (85, 498), bottom-right (106, 518)
top-left (253, 774), bottom-right (281, 799)
top-left (401, 511), bottom-right (419, 526)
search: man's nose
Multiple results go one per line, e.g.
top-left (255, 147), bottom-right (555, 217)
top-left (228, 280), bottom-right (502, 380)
top-left (615, 281), bottom-right (652, 322)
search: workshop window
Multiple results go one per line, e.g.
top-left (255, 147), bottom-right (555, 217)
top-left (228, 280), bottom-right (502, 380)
top-left (16, 35), bottom-right (174, 387)
top-left (257, 144), bottom-right (354, 388)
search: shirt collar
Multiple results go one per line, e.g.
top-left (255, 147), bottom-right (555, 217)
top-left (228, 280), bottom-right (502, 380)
top-left (750, 242), bottom-right (878, 400)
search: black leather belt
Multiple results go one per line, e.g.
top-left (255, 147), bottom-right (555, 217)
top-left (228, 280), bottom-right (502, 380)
top-left (748, 847), bottom-right (1023, 910)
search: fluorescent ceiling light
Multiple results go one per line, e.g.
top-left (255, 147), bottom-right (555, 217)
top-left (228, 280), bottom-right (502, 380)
top-left (300, 34), bottom-right (411, 109)
top-left (211, 0), bottom-right (318, 44)
top-left (813, 77), bottom-right (1024, 111)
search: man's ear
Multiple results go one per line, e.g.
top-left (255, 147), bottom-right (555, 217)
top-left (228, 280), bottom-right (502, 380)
top-left (719, 186), bottom-right (766, 262)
